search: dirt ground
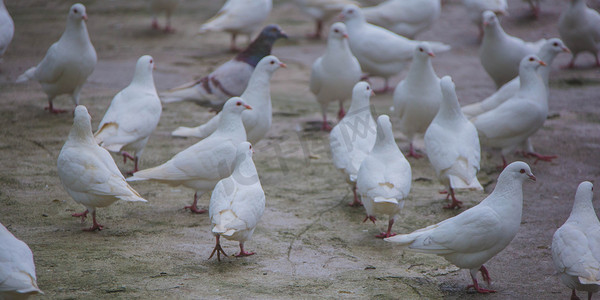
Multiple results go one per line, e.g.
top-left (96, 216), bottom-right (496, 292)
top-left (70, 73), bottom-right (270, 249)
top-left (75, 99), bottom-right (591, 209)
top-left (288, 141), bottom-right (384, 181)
top-left (1, 0), bottom-right (599, 299)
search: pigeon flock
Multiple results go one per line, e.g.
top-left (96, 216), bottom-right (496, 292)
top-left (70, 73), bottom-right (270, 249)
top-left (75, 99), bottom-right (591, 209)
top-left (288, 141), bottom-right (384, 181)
top-left (1, 0), bottom-right (599, 298)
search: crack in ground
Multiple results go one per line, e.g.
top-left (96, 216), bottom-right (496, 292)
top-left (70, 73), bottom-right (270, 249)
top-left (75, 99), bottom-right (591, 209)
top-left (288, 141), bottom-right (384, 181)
top-left (286, 190), bottom-right (349, 277)
top-left (26, 138), bottom-right (54, 156)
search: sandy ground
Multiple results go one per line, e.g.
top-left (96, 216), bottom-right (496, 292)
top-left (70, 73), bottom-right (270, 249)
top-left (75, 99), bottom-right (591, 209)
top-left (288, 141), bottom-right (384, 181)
top-left (1, 0), bottom-right (600, 299)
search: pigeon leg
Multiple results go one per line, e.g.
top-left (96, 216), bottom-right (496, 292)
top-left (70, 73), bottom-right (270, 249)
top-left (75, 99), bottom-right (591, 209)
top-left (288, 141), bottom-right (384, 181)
top-left (374, 78), bottom-right (390, 93)
top-left (184, 192), bottom-right (207, 214)
top-left (466, 267), bottom-right (496, 293)
top-left (45, 99), bottom-right (68, 114)
top-left (570, 289), bottom-right (580, 300)
top-left (235, 242), bottom-right (255, 257)
top-left (122, 151), bottom-right (135, 164)
top-left (321, 108), bottom-right (332, 132)
top-left (163, 13), bottom-right (174, 33)
top-left (363, 215), bottom-right (376, 224)
top-left (406, 143), bottom-right (423, 159)
top-left (151, 17), bottom-right (159, 30)
top-left (595, 53), bottom-right (600, 68)
top-left (349, 185), bottom-right (363, 207)
top-left (562, 55), bottom-right (576, 69)
top-left (83, 210), bottom-right (104, 231)
top-left (375, 219), bottom-right (397, 238)
top-left (525, 152), bottom-right (557, 164)
top-left (229, 33), bottom-right (238, 52)
top-left (496, 155), bottom-right (508, 170)
top-left (209, 235), bottom-right (228, 261)
top-left (306, 20), bottom-right (323, 39)
top-left (443, 187), bottom-right (463, 209)
top-left (72, 209), bottom-right (89, 223)
top-left (338, 101), bottom-right (346, 120)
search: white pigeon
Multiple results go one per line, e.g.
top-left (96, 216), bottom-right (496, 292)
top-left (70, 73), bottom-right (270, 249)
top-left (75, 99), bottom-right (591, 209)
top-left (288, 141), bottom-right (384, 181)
top-left (293, 0), bottom-right (357, 39)
top-left (424, 76), bottom-right (482, 210)
top-left (0, 0), bottom-right (14, 61)
top-left (57, 106), bottom-right (148, 231)
top-left (160, 25), bottom-right (287, 108)
top-left (149, 0), bottom-right (179, 32)
top-left (208, 142), bottom-right (265, 261)
top-left (471, 55), bottom-right (552, 167)
top-left (340, 4), bottom-right (451, 92)
top-left (127, 98), bottom-right (252, 214)
top-left (0, 223), bottom-right (43, 299)
top-left (392, 43), bottom-right (442, 159)
top-left (480, 10), bottom-right (545, 88)
top-left (310, 22), bottom-right (362, 131)
top-left (552, 181), bottom-right (600, 300)
top-left (463, 38), bottom-right (570, 119)
top-left (461, 0), bottom-right (508, 39)
top-left (558, 0), bottom-right (600, 68)
top-left (386, 161), bottom-right (536, 294)
top-left (356, 114), bottom-right (411, 238)
top-left (329, 82), bottom-right (376, 207)
top-left (94, 55), bottom-right (162, 174)
top-left (198, 0), bottom-right (272, 51)
top-left (171, 55), bottom-right (285, 144)
top-left (362, 0), bottom-right (441, 39)
top-left (15, 3), bottom-right (97, 113)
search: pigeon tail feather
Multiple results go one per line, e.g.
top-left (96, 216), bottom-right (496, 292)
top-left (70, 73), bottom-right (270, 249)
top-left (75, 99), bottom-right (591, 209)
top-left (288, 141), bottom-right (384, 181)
top-left (449, 175), bottom-right (483, 190)
top-left (171, 126), bottom-right (203, 138)
top-left (16, 67), bottom-right (36, 83)
top-left (373, 196), bottom-right (399, 204)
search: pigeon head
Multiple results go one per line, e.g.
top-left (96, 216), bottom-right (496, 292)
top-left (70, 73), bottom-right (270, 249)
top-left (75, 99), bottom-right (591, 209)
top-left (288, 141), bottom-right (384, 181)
top-left (503, 161), bottom-right (536, 182)
top-left (542, 38), bottom-right (570, 56)
top-left (414, 43), bottom-right (435, 59)
top-left (482, 10), bottom-right (498, 27)
top-left (71, 105), bottom-right (94, 141)
top-left (340, 5), bottom-right (365, 24)
top-left (256, 55), bottom-right (286, 74)
top-left (236, 24), bottom-right (287, 67)
top-left (132, 55), bottom-right (155, 86)
top-left (440, 76), bottom-right (456, 100)
top-left (329, 23), bottom-right (349, 40)
top-left (222, 97), bottom-right (252, 114)
top-left (136, 55), bottom-right (155, 71)
top-left (374, 114), bottom-right (394, 148)
top-left (576, 181), bottom-right (593, 202)
top-left (520, 55), bottom-right (546, 71)
top-left (236, 141), bottom-right (254, 159)
top-left (352, 81), bottom-right (374, 106)
top-left (69, 3), bottom-right (87, 22)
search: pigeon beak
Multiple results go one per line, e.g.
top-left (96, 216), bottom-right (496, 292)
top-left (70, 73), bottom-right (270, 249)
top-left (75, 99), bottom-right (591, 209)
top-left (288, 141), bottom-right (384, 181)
top-left (483, 21), bottom-right (489, 26)
top-left (562, 46), bottom-right (571, 53)
top-left (343, 33), bottom-right (349, 39)
top-left (280, 30), bottom-right (289, 39)
top-left (538, 60), bottom-right (547, 66)
top-left (371, 90), bottom-right (376, 96)
top-left (82, 14), bottom-right (88, 21)
top-left (428, 52), bottom-right (435, 57)
top-left (279, 62), bottom-right (287, 68)
top-left (244, 104), bottom-right (252, 110)
top-left (528, 174), bottom-right (536, 181)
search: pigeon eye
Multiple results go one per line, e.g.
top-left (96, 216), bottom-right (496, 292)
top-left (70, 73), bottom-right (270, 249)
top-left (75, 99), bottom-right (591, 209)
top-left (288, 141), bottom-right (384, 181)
top-left (553, 42), bottom-right (558, 46)
top-left (334, 29), bottom-right (339, 33)
top-left (236, 101), bottom-right (242, 106)
top-left (529, 57), bottom-right (535, 61)
top-left (73, 8), bottom-right (78, 13)
top-left (270, 61), bottom-right (275, 65)
top-left (149, 59), bottom-right (153, 64)
top-left (520, 169), bottom-right (525, 173)
top-left (419, 48), bottom-right (424, 52)
top-left (366, 86), bottom-right (370, 90)
top-left (249, 145), bottom-right (252, 149)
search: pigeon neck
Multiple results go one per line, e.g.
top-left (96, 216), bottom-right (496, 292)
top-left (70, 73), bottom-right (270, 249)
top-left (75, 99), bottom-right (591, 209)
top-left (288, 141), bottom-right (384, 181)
top-left (240, 66), bottom-right (273, 108)
top-left (483, 23), bottom-right (505, 42)
top-left (518, 66), bottom-right (545, 99)
top-left (62, 17), bottom-right (91, 46)
top-left (567, 194), bottom-right (598, 224)
top-left (406, 56), bottom-right (437, 83)
top-left (236, 37), bottom-right (276, 67)
top-left (484, 173), bottom-right (524, 217)
top-left (69, 119), bottom-right (96, 145)
top-left (347, 97), bottom-right (371, 117)
top-left (216, 110), bottom-right (246, 140)
top-left (436, 92), bottom-right (465, 124)
top-left (232, 153), bottom-right (260, 186)
top-left (373, 128), bottom-right (397, 154)
top-left (537, 50), bottom-right (558, 88)
top-left (131, 67), bottom-right (156, 91)
top-left (326, 37), bottom-right (351, 57)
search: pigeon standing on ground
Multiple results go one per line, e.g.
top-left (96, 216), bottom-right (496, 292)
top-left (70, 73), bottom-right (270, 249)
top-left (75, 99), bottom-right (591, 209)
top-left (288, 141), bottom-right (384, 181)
top-left (480, 10), bottom-right (545, 88)
top-left (310, 22), bottom-right (362, 131)
top-left (0, 0), bottom-right (14, 62)
top-left (161, 25), bottom-right (287, 109)
top-left (94, 55), bottom-right (162, 174)
top-left (524, 0), bottom-right (542, 18)
top-left (198, 0), bottom-right (273, 51)
top-left (393, 43), bottom-right (442, 159)
top-left (171, 55), bottom-right (285, 144)
top-left (424, 76), bottom-right (482, 210)
top-left (552, 181), bottom-right (600, 300)
top-left (463, 38), bottom-right (570, 118)
top-left (329, 82), bottom-right (376, 207)
top-left (362, 0), bottom-right (441, 39)
top-left (57, 106), bottom-right (148, 231)
top-left (15, 3), bottom-right (97, 113)
top-left (558, 0), bottom-right (600, 68)
top-left (460, 0), bottom-right (507, 39)
top-left (340, 4), bottom-right (450, 92)
top-left (293, 0), bottom-right (356, 39)
top-left (386, 161), bottom-right (536, 294)
top-left (149, 0), bottom-right (179, 32)
top-left (0, 223), bottom-right (43, 299)
top-left (208, 142), bottom-right (265, 261)
top-left (356, 115), bottom-right (412, 238)
top-left (471, 55), bottom-right (552, 167)
top-left (127, 98), bottom-right (252, 214)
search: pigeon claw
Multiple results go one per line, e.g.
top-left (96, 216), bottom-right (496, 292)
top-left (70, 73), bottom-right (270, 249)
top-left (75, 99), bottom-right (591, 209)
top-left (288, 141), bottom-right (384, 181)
top-left (235, 251), bottom-right (255, 257)
top-left (45, 106), bottom-right (68, 114)
top-left (184, 205), bottom-right (207, 214)
top-left (526, 152), bottom-right (557, 164)
top-left (443, 199), bottom-right (463, 210)
top-left (348, 199), bottom-right (363, 207)
top-left (209, 236), bottom-right (228, 262)
top-left (363, 215), bottom-right (377, 224)
top-left (375, 232), bottom-right (397, 239)
top-left (83, 223), bottom-right (103, 232)
top-left (72, 210), bottom-right (89, 223)
top-left (466, 284), bottom-right (496, 294)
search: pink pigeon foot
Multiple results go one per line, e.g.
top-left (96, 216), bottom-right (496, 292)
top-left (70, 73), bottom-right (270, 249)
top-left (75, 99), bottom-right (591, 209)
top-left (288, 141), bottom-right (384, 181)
top-left (151, 19), bottom-right (159, 30)
top-left (209, 235), bottom-right (228, 261)
top-left (363, 215), bottom-right (376, 224)
top-left (375, 219), bottom-right (396, 238)
top-left (72, 210), bottom-right (88, 222)
top-left (443, 188), bottom-right (463, 209)
top-left (163, 25), bottom-right (175, 33)
top-left (306, 20), bottom-right (323, 39)
top-left (349, 186), bottom-right (363, 207)
top-left (525, 152), bottom-right (557, 164)
top-left (235, 243), bottom-right (255, 257)
top-left (337, 106), bottom-right (346, 120)
top-left (570, 289), bottom-right (580, 300)
top-left (184, 192), bottom-right (207, 214)
top-left (406, 143), bottom-right (423, 159)
top-left (321, 119), bottom-right (332, 132)
top-left (466, 265), bottom-right (496, 293)
top-left (82, 210), bottom-right (103, 231)
top-left (45, 101), bottom-right (68, 114)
